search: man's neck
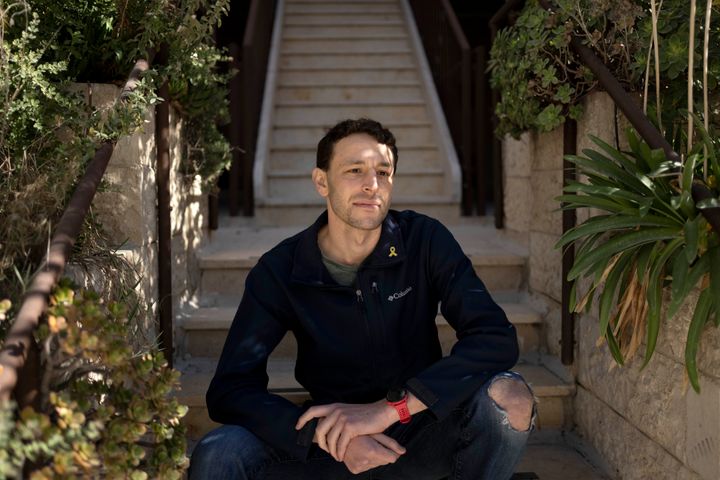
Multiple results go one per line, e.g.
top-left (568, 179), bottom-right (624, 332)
top-left (318, 220), bottom-right (382, 267)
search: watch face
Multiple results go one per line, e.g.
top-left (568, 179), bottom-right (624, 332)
top-left (387, 388), bottom-right (407, 403)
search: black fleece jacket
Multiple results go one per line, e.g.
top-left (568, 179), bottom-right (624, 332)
top-left (206, 210), bottom-right (519, 460)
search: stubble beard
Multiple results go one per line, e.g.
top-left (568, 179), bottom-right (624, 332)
top-left (327, 190), bottom-right (391, 231)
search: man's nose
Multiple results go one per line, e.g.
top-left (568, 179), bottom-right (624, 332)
top-left (363, 171), bottom-right (379, 192)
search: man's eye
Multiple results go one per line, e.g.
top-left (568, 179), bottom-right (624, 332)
top-left (378, 171), bottom-right (390, 177)
top-left (349, 168), bottom-right (362, 174)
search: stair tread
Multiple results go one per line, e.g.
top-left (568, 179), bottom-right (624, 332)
top-left (198, 224), bottom-right (526, 268)
top-left (183, 301), bottom-right (541, 331)
top-left (176, 357), bottom-right (573, 407)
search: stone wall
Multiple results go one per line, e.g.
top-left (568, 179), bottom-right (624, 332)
top-left (71, 83), bottom-right (207, 346)
top-left (502, 91), bottom-right (720, 479)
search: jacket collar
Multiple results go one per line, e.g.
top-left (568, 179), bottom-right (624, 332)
top-left (291, 210), bottom-right (406, 285)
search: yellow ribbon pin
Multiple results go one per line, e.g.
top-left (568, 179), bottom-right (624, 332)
top-left (388, 246), bottom-right (398, 257)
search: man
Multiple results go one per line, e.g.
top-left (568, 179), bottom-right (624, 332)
top-left (189, 118), bottom-right (535, 479)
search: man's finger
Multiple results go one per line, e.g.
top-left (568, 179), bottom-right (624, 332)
top-left (326, 417), bottom-right (346, 460)
top-left (336, 427), bottom-right (355, 461)
top-left (315, 409), bottom-right (342, 453)
top-left (296, 404), bottom-right (335, 429)
top-left (372, 433), bottom-right (407, 456)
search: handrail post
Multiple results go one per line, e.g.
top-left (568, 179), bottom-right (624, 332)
top-left (228, 42), bottom-right (242, 217)
top-left (155, 44), bottom-right (173, 367)
top-left (562, 119), bottom-right (577, 365)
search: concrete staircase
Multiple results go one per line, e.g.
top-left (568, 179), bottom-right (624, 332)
top-left (253, 0), bottom-right (461, 225)
top-left (173, 0), bottom-right (609, 477)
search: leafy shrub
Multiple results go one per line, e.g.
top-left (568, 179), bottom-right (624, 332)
top-left (489, 0), bottom-right (719, 145)
top-left (0, 281), bottom-right (188, 479)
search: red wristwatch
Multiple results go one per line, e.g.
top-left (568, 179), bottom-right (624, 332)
top-left (386, 388), bottom-right (411, 424)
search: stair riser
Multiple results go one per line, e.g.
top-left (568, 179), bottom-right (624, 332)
top-left (184, 321), bottom-right (540, 359)
top-left (285, 4), bottom-right (401, 15)
top-left (253, 203), bottom-right (461, 226)
top-left (282, 38), bottom-right (409, 53)
top-left (272, 125), bottom-right (436, 149)
top-left (280, 53), bottom-right (414, 70)
top-left (275, 105), bottom-right (429, 127)
top-left (285, 15), bottom-right (403, 26)
top-left (278, 69), bottom-right (419, 85)
top-left (276, 85), bottom-right (422, 104)
top-left (284, 25), bottom-right (406, 38)
top-left (267, 174), bottom-right (446, 199)
top-left (200, 263), bottom-right (523, 297)
top-left (269, 148), bottom-right (442, 172)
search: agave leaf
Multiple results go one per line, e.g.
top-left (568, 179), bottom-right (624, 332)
top-left (599, 250), bottom-right (635, 336)
top-left (683, 216), bottom-right (700, 263)
top-left (569, 228), bottom-right (681, 281)
top-left (605, 322), bottom-right (625, 366)
top-left (643, 237), bottom-right (684, 366)
top-left (667, 255), bottom-right (710, 320)
top-left (557, 214), bottom-right (679, 248)
top-left (685, 288), bottom-right (714, 393)
top-left (556, 194), bottom-right (629, 213)
top-left (589, 135), bottom-right (642, 175)
top-left (636, 243), bottom-right (658, 280)
top-left (581, 149), bottom-right (651, 194)
top-left (681, 154), bottom-right (699, 195)
top-left (568, 280), bottom-right (577, 313)
top-left (687, 112), bottom-right (720, 175)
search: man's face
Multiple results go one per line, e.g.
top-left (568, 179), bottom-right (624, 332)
top-left (313, 133), bottom-right (394, 231)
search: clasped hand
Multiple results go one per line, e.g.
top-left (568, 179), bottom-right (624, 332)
top-left (295, 400), bottom-right (406, 472)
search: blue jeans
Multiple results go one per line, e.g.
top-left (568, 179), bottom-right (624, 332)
top-left (189, 372), bottom-right (534, 480)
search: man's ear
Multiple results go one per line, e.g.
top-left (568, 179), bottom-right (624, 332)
top-left (312, 168), bottom-right (328, 197)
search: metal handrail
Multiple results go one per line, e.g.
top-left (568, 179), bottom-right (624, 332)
top-left (409, 0), bottom-right (475, 215)
top-left (0, 57), bottom-right (153, 406)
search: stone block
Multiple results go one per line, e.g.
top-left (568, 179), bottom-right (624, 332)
top-left (530, 169), bottom-right (563, 235)
top-left (529, 232), bottom-right (562, 302)
top-left (577, 92), bottom-right (617, 153)
top-left (532, 127), bottom-right (564, 171)
top-left (575, 387), bottom-right (701, 480)
top-left (503, 177), bottom-right (531, 234)
top-left (503, 132), bottom-right (532, 177)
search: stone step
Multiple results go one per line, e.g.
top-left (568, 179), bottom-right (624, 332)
top-left (275, 85), bottom-right (422, 104)
top-left (267, 169), bottom-right (446, 199)
top-left (279, 53), bottom-right (414, 70)
top-left (269, 146), bottom-right (442, 172)
top-left (285, 3), bottom-right (402, 15)
top-left (282, 38), bottom-right (409, 54)
top-left (284, 25), bottom-right (406, 38)
top-left (181, 300), bottom-right (542, 359)
top-left (274, 104), bottom-right (429, 127)
top-left (278, 69), bottom-right (420, 86)
top-left (284, 16), bottom-right (404, 26)
top-left (177, 355), bottom-right (574, 443)
top-left (271, 124), bottom-right (435, 149)
top-left (198, 224), bottom-right (525, 295)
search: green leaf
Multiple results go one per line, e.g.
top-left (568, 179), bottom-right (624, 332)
top-left (556, 194), bottom-right (629, 214)
top-left (685, 288), bottom-right (714, 393)
top-left (557, 214), bottom-right (679, 248)
top-left (668, 255), bottom-right (710, 320)
top-left (569, 228), bottom-right (681, 281)
top-left (588, 134), bottom-right (642, 175)
top-left (683, 216), bottom-right (700, 263)
top-left (605, 323), bottom-right (625, 366)
top-left (644, 237), bottom-right (684, 366)
top-left (708, 246), bottom-right (720, 314)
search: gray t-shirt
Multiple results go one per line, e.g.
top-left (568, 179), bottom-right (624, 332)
top-left (321, 253), bottom-right (359, 287)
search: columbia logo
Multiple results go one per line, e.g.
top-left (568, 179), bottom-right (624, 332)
top-left (388, 286), bottom-right (412, 302)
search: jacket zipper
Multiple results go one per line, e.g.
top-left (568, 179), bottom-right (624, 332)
top-left (356, 287), bottom-right (378, 374)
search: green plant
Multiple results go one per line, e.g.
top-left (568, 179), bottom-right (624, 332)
top-left (556, 129), bottom-right (720, 391)
top-left (488, 0), bottom-right (645, 138)
top-left (0, 280), bottom-right (188, 479)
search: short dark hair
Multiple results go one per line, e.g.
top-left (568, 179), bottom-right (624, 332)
top-left (316, 118), bottom-right (398, 172)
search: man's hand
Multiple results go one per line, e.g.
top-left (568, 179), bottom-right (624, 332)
top-left (342, 434), bottom-right (406, 475)
top-left (295, 401), bottom-right (396, 460)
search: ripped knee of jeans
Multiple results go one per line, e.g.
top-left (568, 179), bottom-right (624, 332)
top-left (487, 373), bottom-right (536, 432)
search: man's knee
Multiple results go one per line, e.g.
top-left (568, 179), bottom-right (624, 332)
top-left (189, 425), bottom-right (268, 480)
top-left (487, 374), bottom-right (535, 432)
